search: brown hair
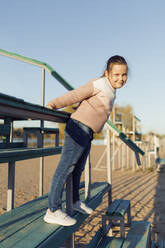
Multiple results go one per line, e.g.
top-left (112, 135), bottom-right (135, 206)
top-left (103, 55), bottom-right (128, 75)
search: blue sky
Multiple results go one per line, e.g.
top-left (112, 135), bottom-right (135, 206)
top-left (0, 0), bottom-right (165, 134)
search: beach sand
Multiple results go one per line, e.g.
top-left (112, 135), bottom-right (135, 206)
top-left (0, 145), bottom-right (165, 246)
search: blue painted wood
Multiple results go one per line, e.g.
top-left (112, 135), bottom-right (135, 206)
top-left (0, 182), bottom-right (110, 248)
top-left (115, 200), bottom-right (130, 217)
top-left (86, 227), bottom-right (124, 248)
top-left (0, 124), bottom-right (10, 135)
top-left (86, 228), bottom-right (103, 248)
top-left (87, 221), bottom-right (150, 248)
top-left (156, 240), bottom-right (165, 248)
top-left (97, 236), bottom-right (124, 248)
top-left (106, 199), bottom-right (130, 217)
top-left (23, 127), bottom-right (59, 134)
top-left (0, 92), bottom-right (70, 122)
top-left (0, 142), bottom-right (25, 149)
top-left (159, 158), bottom-right (165, 165)
top-left (122, 221), bottom-right (151, 248)
top-left (106, 199), bottom-right (121, 215)
top-left (104, 199), bottom-right (131, 239)
top-left (0, 146), bottom-right (62, 163)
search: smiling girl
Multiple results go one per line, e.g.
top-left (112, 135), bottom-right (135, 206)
top-left (44, 55), bottom-right (128, 226)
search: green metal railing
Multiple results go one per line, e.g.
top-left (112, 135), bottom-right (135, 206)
top-left (0, 48), bottom-right (73, 91)
top-left (107, 120), bottom-right (144, 155)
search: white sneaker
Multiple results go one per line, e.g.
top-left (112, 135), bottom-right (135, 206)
top-left (73, 201), bottom-right (93, 214)
top-left (44, 209), bottom-right (76, 226)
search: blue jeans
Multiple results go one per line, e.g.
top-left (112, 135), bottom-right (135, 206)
top-left (48, 118), bottom-right (93, 212)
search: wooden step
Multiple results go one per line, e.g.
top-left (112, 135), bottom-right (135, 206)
top-left (103, 199), bottom-right (131, 238)
top-left (122, 221), bottom-right (151, 248)
top-left (86, 227), bottom-right (124, 248)
top-left (0, 182), bottom-right (110, 248)
top-left (106, 199), bottom-right (130, 217)
top-left (87, 221), bottom-right (151, 248)
top-left (98, 236), bottom-right (124, 248)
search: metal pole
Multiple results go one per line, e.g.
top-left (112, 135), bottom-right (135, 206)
top-left (66, 174), bottom-right (75, 248)
top-left (121, 143), bottom-right (124, 170)
top-left (39, 68), bottom-right (45, 196)
top-left (7, 161), bottom-right (15, 211)
top-left (126, 145), bottom-right (129, 169)
top-left (107, 127), bottom-right (112, 205)
top-left (132, 117), bottom-right (136, 171)
top-left (7, 120), bottom-right (15, 211)
top-left (112, 133), bottom-right (115, 170)
top-left (85, 155), bottom-right (91, 200)
top-left (132, 151), bottom-right (136, 171)
top-left (107, 128), bottom-right (112, 184)
top-left (41, 68), bottom-right (45, 107)
top-left (118, 141), bottom-right (121, 170)
top-left (112, 107), bottom-right (115, 171)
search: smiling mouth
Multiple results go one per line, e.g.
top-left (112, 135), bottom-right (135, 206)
top-left (117, 82), bottom-right (125, 87)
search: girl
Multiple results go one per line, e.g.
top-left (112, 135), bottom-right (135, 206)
top-left (44, 55), bottom-right (128, 226)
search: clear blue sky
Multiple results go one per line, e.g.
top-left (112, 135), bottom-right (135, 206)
top-left (0, 0), bottom-right (165, 134)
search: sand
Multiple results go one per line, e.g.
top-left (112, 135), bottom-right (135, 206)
top-left (0, 145), bottom-right (165, 246)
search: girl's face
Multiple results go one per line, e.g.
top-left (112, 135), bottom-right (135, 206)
top-left (105, 64), bottom-right (128, 89)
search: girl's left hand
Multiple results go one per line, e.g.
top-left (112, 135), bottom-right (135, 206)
top-left (46, 104), bottom-right (55, 110)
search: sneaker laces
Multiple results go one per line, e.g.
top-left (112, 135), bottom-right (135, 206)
top-left (54, 209), bottom-right (70, 219)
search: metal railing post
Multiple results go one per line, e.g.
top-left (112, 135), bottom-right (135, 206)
top-left (7, 161), bottom-right (15, 211)
top-left (126, 145), bottom-right (129, 169)
top-left (85, 154), bottom-right (91, 199)
top-left (106, 127), bottom-right (112, 205)
top-left (7, 120), bottom-right (15, 211)
top-left (66, 173), bottom-right (75, 248)
top-left (41, 68), bottom-right (45, 107)
top-left (118, 141), bottom-right (121, 170)
top-left (39, 68), bottom-right (45, 196)
top-left (121, 143), bottom-right (124, 170)
top-left (112, 133), bottom-right (115, 170)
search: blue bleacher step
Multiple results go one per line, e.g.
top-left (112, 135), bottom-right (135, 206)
top-left (0, 182), bottom-right (110, 248)
top-left (103, 199), bottom-right (131, 238)
top-left (106, 199), bottom-right (130, 217)
top-left (23, 127), bottom-right (59, 134)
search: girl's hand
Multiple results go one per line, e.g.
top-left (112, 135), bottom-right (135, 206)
top-left (46, 104), bottom-right (55, 110)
